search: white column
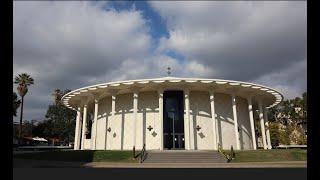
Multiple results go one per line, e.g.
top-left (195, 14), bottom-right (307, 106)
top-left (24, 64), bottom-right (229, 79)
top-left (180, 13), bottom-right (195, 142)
top-left (133, 91), bottom-right (138, 148)
top-left (111, 94), bottom-right (116, 149)
top-left (184, 90), bottom-right (191, 150)
top-left (258, 101), bottom-right (267, 149)
top-left (264, 107), bottom-right (272, 149)
top-left (81, 104), bottom-right (87, 150)
top-left (74, 107), bottom-right (82, 150)
top-left (232, 94), bottom-right (240, 150)
top-left (92, 99), bottom-right (99, 150)
top-left (247, 97), bottom-right (257, 150)
top-left (158, 89), bottom-right (164, 150)
top-left (78, 110), bottom-right (83, 149)
top-left (209, 90), bottom-right (217, 150)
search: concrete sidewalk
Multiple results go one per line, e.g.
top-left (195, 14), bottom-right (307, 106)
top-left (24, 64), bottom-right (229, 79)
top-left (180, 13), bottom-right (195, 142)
top-left (84, 161), bottom-right (306, 168)
top-left (13, 159), bottom-right (306, 168)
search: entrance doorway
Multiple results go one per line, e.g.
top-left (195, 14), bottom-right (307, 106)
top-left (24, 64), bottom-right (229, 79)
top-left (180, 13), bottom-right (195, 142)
top-left (163, 91), bottom-right (185, 150)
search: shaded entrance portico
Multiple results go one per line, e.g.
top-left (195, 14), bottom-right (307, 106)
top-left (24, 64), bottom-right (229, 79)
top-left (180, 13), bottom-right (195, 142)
top-left (163, 91), bottom-right (185, 150)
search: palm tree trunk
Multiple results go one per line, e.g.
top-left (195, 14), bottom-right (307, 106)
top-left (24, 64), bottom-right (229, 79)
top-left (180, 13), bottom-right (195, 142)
top-left (18, 96), bottom-right (24, 146)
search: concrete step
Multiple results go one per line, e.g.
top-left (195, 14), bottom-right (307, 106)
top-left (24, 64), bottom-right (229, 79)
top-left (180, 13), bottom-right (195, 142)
top-left (143, 151), bottom-right (227, 163)
top-left (146, 155), bottom-right (223, 158)
top-left (147, 154), bottom-right (223, 157)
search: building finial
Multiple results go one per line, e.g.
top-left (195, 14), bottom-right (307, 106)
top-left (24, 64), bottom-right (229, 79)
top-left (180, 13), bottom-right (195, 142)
top-left (167, 66), bottom-right (171, 76)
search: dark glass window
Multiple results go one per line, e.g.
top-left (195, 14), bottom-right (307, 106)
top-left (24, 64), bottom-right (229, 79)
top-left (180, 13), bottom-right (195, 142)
top-left (163, 91), bottom-right (185, 149)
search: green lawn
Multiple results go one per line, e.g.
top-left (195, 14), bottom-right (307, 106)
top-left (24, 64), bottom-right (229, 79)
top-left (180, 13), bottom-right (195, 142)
top-left (14, 149), bottom-right (307, 163)
top-left (225, 149), bottom-right (307, 162)
top-left (13, 150), bottom-right (138, 163)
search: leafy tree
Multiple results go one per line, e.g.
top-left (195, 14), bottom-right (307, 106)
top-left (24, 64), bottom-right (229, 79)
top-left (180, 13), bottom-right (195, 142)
top-left (32, 119), bottom-right (54, 138)
top-left (279, 127), bottom-right (291, 145)
top-left (268, 122), bottom-right (279, 145)
top-left (14, 73), bottom-right (34, 145)
top-left (52, 89), bottom-right (63, 105)
top-left (267, 92), bottom-right (307, 145)
top-left (45, 89), bottom-right (76, 144)
top-left (21, 120), bottom-right (33, 137)
top-left (13, 92), bottom-right (21, 116)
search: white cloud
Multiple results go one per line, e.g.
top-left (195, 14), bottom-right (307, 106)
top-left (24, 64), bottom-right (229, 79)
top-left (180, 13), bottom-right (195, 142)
top-left (151, 2), bottom-right (306, 71)
top-left (13, 1), bottom-right (307, 121)
top-left (13, 1), bottom-right (154, 121)
top-left (150, 1), bottom-right (307, 97)
top-left (253, 60), bottom-right (307, 99)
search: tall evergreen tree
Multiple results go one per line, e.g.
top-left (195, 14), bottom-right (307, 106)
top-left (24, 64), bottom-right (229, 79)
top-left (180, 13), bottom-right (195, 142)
top-left (14, 73), bottom-right (34, 146)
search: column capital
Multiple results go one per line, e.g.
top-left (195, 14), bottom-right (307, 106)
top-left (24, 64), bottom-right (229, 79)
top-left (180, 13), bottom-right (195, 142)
top-left (184, 92), bottom-right (190, 99)
top-left (258, 96), bottom-right (266, 104)
top-left (258, 99), bottom-right (265, 109)
top-left (130, 86), bottom-right (142, 93)
top-left (231, 94), bottom-right (237, 104)
top-left (226, 87), bottom-right (239, 95)
top-left (157, 88), bottom-right (164, 94)
top-left (77, 106), bottom-right (82, 111)
top-left (209, 90), bottom-right (215, 101)
top-left (133, 92), bottom-right (139, 99)
top-left (80, 96), bottom-right (91, 106)
top-left (209, 89), bottom-right (215, 95)
top-left (88, 92), bottom-right (100, 98)
top-left (96, 92), bottom-right (108, 101)
top-left (108, 89), bottom-right (120, 96)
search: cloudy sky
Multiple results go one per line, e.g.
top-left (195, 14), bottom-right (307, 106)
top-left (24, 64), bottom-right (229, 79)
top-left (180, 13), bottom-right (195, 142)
top-left (13, 1), bottom-right (307, 122)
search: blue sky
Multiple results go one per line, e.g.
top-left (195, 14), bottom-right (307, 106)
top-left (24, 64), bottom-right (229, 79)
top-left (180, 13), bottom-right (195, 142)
top-left (107, 1), bottom-right (169, 39)
top-left (104, 1), bottom-right (185, 62)
top-left (13, 1), bottom-right (306, 121)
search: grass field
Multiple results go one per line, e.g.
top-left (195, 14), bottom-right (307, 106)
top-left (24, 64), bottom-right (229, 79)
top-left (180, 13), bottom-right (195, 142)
top-left (13, 150), bottom-right (138, 162)
top-left (225, 149), bottom-right (307, 162)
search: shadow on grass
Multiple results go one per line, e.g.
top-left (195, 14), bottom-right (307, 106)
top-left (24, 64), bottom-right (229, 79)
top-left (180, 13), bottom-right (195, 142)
top-left (13, 150), bottom-right (138, 167)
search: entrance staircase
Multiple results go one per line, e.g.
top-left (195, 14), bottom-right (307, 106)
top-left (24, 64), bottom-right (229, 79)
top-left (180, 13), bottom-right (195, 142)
top-left (143, 150), bottom-right (227, 163)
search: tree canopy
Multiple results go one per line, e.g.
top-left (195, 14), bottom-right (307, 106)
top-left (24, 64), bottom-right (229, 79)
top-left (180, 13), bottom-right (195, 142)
top-left (268, 92), bottom-right (307, 126)
top-left (267, 92), bottom-right (307, 145)
top-left (43, 89), bottom-right (76, 143)
top-left (14, 73), bottom-right (34, 97)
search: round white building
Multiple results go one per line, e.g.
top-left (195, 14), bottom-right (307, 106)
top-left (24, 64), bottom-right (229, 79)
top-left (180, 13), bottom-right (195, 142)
top-left (62, 77), bottom-right (283, 151)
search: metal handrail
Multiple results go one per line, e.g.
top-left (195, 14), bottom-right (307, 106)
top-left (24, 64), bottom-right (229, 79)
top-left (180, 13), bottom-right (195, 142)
top-left (217, 143), bottom-right (234, 163)
top-left (140, 144), bottom-right (147, 163)
top-left (133, 146), bottom-right (136, 159)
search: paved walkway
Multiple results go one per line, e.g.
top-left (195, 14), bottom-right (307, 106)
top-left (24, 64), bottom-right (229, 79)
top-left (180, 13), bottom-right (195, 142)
top-left (13, 159), bottom-right (306, 168)
top-left (85, 161), bottom-right (306, 168)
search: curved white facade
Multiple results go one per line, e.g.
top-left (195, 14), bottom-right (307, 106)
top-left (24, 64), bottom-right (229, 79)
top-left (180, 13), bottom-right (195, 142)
top-left (62, 77), bottom-right (283, 150)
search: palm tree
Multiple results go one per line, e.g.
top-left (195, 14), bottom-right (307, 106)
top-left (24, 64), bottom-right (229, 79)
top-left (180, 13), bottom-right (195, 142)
top-left (14, 73), bottom-right (34, 146)
top-left (13, 92), bottom-right (21, 116)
